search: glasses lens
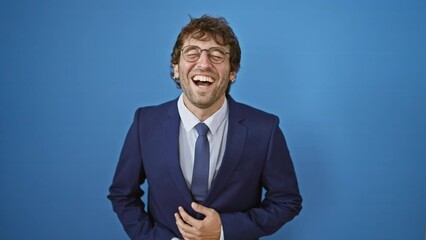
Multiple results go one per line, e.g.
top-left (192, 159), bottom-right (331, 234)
top-left (208, 48), bottom-right (226, 63)
top-left (182, 46), bottom-right (200, 62)
top-left (181, 45), bottom-right (228, 63)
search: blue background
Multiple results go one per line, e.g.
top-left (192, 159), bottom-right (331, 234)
top-left (1, 0), bottom-right (425, 239)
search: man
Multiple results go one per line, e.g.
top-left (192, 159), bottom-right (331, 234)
top-left (108, 15), bottom-right (302, 240)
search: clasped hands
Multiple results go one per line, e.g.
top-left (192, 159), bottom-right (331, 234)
top-left (175, 202), bottom-right (221, 240)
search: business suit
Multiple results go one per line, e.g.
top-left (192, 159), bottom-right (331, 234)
top-left (108, 95), bottom-right (302, 239)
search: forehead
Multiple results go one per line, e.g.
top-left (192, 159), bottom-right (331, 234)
top-left (183, 37), bottom-right (230, 50)
top-left (182, 32), bottom-right (229, 50)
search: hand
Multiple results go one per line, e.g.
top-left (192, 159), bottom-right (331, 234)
top-left (175, 202), bottom-right (221, 240)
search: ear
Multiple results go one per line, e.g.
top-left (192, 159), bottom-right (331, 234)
top-left (173, 64), bottom-right (179, 79)
top-left (230, 71), bottom-right (236, 82)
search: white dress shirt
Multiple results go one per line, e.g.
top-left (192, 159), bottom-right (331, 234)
top-left (172, 94), bottom-right (228, 240)
top-left (177, 94), bottom-right (229, 191)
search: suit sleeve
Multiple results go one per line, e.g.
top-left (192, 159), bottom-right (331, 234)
top-left (107, 109), bottom-right (176, 240)
top-left (220, 117), bottom-right (302, 239)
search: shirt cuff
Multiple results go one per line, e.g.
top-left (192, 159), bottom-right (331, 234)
top-left (171, 225), bottom-right (224, 240)
top-left (220, 225), bottom-right (224, 240)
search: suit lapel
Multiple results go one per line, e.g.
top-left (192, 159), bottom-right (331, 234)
top-left (163, 100), bottom-right (194, 205)
top-left (162, 97), bottom-right (248, 206)
top-left (205, 96), bottom-right (247, 204)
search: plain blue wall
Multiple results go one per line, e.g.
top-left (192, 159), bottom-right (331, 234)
top-left (1, 0), bottom-right (425, 239)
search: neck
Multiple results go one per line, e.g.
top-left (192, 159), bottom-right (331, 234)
top-left (183, 95), bottom-right (225, 122)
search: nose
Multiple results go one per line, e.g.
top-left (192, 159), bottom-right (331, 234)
top-left (196, 50), bottom-right (212, 68)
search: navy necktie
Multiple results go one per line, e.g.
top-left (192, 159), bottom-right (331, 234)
top-left (191, 122), bottom-right (210, 203)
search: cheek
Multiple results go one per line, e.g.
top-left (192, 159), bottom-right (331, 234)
top-left (178, 63), bottom-right (192, 77)
top-left (219, 68), bottom-right (233, 81)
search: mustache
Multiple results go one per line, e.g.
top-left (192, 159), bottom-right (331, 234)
top-left (189, 69), bottom-right (217, 77)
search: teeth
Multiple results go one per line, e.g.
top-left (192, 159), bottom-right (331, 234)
top-left (193, 75), bottom-right (214, 83)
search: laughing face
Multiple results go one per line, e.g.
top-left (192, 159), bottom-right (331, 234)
top-left (173, 36), bottom-right (236, 114)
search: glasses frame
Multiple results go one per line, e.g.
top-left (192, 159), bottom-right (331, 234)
top-left (180, 45), bottom-right (230, 64)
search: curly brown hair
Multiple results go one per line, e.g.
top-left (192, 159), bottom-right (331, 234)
top-left (170, 15), bottom-right (241, 93)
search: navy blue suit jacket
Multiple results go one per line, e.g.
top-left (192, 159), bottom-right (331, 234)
top-left (108, 96), bottom-right (302, 239)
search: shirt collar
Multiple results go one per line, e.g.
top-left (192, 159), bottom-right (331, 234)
top-left (177, 93), bottom-right (228, 135)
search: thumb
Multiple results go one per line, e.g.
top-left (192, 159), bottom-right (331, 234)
top-left (191, 202), bottom-right (211, 215)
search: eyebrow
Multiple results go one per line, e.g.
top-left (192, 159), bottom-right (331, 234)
top-left (182, 45), bottom-right (228, 51)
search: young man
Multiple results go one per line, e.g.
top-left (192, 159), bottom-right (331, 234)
top-left (108, 15), bottom-right (302, 240)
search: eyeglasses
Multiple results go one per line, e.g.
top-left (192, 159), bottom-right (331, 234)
top-left (180, 45), bottom-right (229, 64)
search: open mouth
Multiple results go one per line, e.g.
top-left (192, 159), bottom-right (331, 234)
top-left (192, 75), bottom-right (214, 87)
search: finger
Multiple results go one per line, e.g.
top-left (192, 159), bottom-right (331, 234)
top-left (175, 213), bottom-right (197, 239)
top-left (175, 213), bottom-right (193, 231)
top-left (178, 206), bottom-right (200, 226)
top-left (174, 212), bottom-right (185, 226)
top-left (191, 202), bottom-right (213, 216)
top-left (175, 216), bottom-right (186, 238)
